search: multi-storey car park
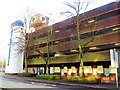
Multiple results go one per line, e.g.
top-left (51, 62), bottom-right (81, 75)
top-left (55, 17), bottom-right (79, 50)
top-left (26, 1), bottom-right (120, 81)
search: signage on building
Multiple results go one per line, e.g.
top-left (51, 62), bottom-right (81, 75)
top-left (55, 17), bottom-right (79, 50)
top-left (68, 69), bottom-right (71, 75)
top-left (93, 68), bottom-right (97, 75)
top-left (30, 13), bottom-right (49, 30)
top-left (54, 67), bottom-right (60, 73)
top-left (64, 67), bottom-right (68, 73)
top-left (71, 66), bottom-right (77, 73)
top-left (50, 67), bottom-right (54, 74)
top-left (104, 68), bottom-right (110, 76)
top-left (109, 66), bottom-right (116, 73)
top-left (84, 66), bottom-right (92, 73)
top-left (11, 20), bottom-right (24, 28)
top-left (97, 66), bottom-right (103, 73)
top-left (28, 68), bottom-right (33, 73)
top-left (61, 69), bottom-right (64, 75)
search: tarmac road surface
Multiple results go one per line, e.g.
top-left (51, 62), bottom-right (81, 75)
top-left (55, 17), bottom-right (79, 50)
top-left (0, 77), bottom-right (110, 90)
top-left (1, 77), bottom-right (56, 88)
top-left (0, 72), bottom-right (118, 90)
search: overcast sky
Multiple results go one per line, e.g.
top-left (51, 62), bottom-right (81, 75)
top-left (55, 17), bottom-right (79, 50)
top-left (0, 0), bottom-right (116, 60)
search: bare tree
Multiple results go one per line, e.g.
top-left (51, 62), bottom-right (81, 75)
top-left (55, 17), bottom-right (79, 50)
top-left (34, 18), bottom-right (54, 74)
top-left (60, 0), bottom-right (96, 77)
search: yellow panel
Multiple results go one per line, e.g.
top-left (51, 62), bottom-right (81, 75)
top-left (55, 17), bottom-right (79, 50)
top-left (28, 50), bottom-right (110, 65)
top-left (28, 58), bottom-right (45, 65)
top-left (49, 50), bottom-right (110, 64)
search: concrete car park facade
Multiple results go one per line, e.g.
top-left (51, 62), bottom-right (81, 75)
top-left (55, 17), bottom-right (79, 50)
top-left (27, 1), bottom-right (120, 81)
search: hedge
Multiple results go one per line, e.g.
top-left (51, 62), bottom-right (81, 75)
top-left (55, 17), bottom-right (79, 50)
top-left (17, 73), bottom-right (37, 77)
top-left (36, 74), bottom-right (61, 80)
top-left (66, 77), bottom-right (101, 84)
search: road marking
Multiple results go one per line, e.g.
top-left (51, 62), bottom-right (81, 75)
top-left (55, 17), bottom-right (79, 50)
top-left (52, 85), bottom-right (56, 87)
top-left (31, 82), bottom-right (35, 84)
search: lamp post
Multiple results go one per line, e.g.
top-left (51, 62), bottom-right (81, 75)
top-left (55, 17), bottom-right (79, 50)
top-left (110, 48), bottom-right (119, 88)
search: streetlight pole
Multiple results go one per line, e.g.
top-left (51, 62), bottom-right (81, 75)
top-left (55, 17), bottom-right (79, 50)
top-left (114, 48), bottom-right (119, 88)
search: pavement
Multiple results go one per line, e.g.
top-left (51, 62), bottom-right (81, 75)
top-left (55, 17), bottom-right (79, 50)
top-left (0, 72), bottom-right (120, 90)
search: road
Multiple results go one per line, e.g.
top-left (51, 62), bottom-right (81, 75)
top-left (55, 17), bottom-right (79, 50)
top-left (0, 77), bottom-right (110, 90)
top-left (1, 77), bottom-right (56, 88)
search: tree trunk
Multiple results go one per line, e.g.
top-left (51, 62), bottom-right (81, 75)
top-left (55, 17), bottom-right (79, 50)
top-left (24, 54), bottom-right (28, 74)
top-left (45, 60), bottom-right (49, 74)
top-left (76, 15), bottom-right (84, 78)
top-left (79, 56), bottom-right (84, 77)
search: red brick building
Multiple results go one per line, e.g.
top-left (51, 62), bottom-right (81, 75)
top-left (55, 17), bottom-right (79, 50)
top-left (27, 1), bottom-right (120, 81)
